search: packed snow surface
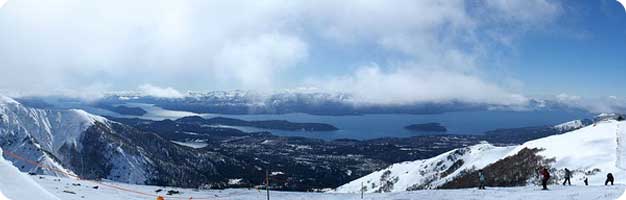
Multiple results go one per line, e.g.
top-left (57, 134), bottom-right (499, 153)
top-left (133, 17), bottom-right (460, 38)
top-left (509, 120), bottom-right (626, 185)
top-left (29, 175), bottom-right (626, 200)
top-left (0, 148), bottom-right (59, 200)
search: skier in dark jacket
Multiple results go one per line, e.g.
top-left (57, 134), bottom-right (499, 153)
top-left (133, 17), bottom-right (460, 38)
top-left (478, 170), bottom-right (486, 190)
top-left (540, 168), bottom-right (550, 190)
top-left (606, 173), bottom-right (615, 185)
top-left (562, 168), bottom-right (571, 185)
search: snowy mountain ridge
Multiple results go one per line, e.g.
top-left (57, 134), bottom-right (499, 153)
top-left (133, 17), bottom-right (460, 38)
top-left (335, 118), bottom-right (626, 193)
top-left (0, 95), bottom-right (152, 183)
top-left (0, 97), bottom-right (107, 151)
top-left (0, 95), bottom-right (266, 188)
top-left (0, 96), bottom-right (107, 177)
top-left (553, 119), bottom-right (591, 132)
top-left (333, 143), bottom-right (517, 192)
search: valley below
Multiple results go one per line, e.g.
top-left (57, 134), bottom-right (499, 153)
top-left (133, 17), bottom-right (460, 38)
top-left (0, 95), bottom-right (618, 195)
top-left (101, 113), bottom-right (588, 191)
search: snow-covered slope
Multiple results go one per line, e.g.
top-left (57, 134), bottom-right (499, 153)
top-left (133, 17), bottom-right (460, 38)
top-left (0, 147), bottom-right (59, 200)
top-left (336, 119), bottom-right (626, 193)
top-left (0, 95), bottom-right (151, 183)
top-left (0, 97), bottom-right (104, 176)
top-left (0, 95), bottom-right (235, 188)
top-left (510, 119), bottom-right (626, 185)
top-left (31, 174), bottom-right (626, 200)
top-left (553, 119), bottom-right (591, 132)
top-left (334, 143), bottom-right (516, 193)
top-left (0, 98), bottom-right (106, 152)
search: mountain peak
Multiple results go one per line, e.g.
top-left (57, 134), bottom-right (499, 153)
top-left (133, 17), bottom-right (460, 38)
top-left (68, 109), bottom-right (108, 125)
top-left (0, 95), bottom-right (19, 105)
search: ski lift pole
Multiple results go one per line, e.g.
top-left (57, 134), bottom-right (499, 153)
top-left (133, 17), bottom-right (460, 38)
top-left (361, 182), bottom-right (364, 199)
top-left (266, 169), bottom-right (270, 200)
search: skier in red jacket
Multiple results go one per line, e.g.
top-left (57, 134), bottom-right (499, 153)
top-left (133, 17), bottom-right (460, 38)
top-left (540, 168), bottom-right (550, 190)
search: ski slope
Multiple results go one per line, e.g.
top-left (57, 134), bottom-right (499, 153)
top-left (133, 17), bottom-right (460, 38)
top-left (0, 148), bottom-right (59, 200)
top-left (28, 175), bottom-right (626, 200)
top-left (337, 119), bottom-right (626, 194)
top-left (334, 143), bottom-right (517, 192)
top-left (509, 119), bottom-right (626, 185)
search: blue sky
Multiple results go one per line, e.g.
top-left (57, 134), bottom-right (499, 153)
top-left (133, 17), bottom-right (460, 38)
top-left (0, 0), bottom-right (624, 106)
top-left (512, 0), bottom-right (626, 97)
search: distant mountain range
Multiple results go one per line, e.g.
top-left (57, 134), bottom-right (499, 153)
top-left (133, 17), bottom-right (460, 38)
top-left (16, 91), bottom-right (600, 116)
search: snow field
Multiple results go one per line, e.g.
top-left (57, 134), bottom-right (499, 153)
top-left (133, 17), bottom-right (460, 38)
top-left (31, 175), bottom-right (626, 200)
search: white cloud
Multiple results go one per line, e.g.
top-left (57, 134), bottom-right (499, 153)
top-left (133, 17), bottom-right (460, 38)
top-left (296, 0), bottom-right (560, 106)
top-left (556, 93), bottom-right (582, 102)
top-left (0, 0), bottom-right (304, 94)
top-left (554, 94), bottom-right (626, 114)
top-left (619, 0), bottom-right (626, 12)
top-left (138, 84), bottom-right (184, 98)
top-left (313, 63), bottom-right (528, 106)
top-left (0, 0), bottom-right (566, 106)
top-left (213, 33), bottom-right (308, 90)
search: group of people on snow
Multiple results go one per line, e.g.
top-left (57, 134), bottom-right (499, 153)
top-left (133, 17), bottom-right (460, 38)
top-left (478, 167), bottom-right (617, 190)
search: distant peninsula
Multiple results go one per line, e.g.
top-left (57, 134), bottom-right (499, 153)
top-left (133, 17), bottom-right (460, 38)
top-left (404, 123), bottom-right (447, 132)
top-left (97, 104), bottom-right (147, 116)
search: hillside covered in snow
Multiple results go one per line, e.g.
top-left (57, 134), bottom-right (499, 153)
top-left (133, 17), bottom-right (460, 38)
top-left (335, 118), bottom-right (626, 193)
top-left (0, 147), bottom-right (59, 200)
top-left (20, 174), bottom-right (626, 200)
top-left (1, 148), bottom-right (625, 200)
top-left (0, 95), bottom-right (247, 188)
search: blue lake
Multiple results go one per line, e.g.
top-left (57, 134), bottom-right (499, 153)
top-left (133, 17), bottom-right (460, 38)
top-left (89, 103), bottom-right (595, 140)
top-left (205, 110), bottom-right (593, 140)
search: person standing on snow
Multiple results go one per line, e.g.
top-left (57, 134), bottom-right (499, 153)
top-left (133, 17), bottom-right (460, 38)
top-left (540, 168), bottom-right (550, 190)
top-left (478, 170), bottom-right (486, 190)
top-left (562, 168), bottom-right (571, 185)
top-left (606, 173), bottom-right (615, 185)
